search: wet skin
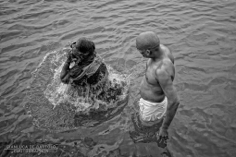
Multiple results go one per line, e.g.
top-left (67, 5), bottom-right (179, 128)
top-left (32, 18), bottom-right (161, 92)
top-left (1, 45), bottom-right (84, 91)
top-left (137, 43), bottom-right (179, 141)
top-left (140, 44), bottom-right (175, 103)
top-left (60, 42), bottom-right (91, 84)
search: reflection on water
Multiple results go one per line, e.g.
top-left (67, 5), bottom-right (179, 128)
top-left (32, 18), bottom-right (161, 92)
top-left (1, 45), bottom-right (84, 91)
top-left (0, 0), bottom-right (236, 156)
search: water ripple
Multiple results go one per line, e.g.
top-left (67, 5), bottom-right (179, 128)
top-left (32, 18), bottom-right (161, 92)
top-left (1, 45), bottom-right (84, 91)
top-left (1, 0), bottom-right (236, 156)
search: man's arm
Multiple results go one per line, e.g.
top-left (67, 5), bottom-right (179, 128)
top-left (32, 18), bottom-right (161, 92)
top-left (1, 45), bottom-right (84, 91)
top-left (156, 64), bottom-right (180, 132)
top-left (60, 57), bottom-right (71, 84)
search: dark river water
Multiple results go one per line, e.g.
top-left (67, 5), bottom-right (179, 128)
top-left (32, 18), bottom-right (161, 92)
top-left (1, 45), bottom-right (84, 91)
top-left (1, 0), bottom-right (236, 156)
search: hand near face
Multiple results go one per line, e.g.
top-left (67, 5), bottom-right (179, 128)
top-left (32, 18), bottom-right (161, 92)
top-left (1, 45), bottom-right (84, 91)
top-left (75, 57), bottom-right (81, 65)
top-left (66, 51), bottom-right (73, 63)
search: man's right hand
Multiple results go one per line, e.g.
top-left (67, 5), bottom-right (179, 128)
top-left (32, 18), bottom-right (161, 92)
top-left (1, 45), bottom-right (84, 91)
top-left (66, 51), bottom-right (73, 63)
top-left (60, 52), bottom-right (72, 84)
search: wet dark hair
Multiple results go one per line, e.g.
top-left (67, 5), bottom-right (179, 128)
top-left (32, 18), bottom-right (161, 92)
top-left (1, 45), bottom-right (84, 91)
top-left (75, 38), bottom-right (95, 54)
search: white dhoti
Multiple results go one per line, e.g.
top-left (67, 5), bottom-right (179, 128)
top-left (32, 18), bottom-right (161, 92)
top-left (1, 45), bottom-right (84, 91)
top-left (139, 97), bottom-right (168, 122)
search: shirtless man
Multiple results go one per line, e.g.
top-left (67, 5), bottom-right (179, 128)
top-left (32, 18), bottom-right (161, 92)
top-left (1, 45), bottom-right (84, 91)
top-left (134, 31), bottom-right (180, 146)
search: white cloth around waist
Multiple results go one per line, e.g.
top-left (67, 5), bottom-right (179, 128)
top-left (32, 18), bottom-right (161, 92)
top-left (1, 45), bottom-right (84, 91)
top-left (139, 97), bottom-right (168, 121)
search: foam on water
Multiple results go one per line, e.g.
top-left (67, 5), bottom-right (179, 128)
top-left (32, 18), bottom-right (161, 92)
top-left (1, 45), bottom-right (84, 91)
top-left (25, 48), bottom-right (130, 130)
top-left (43, 49), bottom-right (129, 112)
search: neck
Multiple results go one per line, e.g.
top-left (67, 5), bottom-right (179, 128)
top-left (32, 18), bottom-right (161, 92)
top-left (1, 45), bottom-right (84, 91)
top-left (151, 47), bottom-right (163, 61)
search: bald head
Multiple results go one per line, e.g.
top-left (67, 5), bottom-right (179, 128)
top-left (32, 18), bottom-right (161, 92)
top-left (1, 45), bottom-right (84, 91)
top-left (136, 31), bottom-right (160, 50)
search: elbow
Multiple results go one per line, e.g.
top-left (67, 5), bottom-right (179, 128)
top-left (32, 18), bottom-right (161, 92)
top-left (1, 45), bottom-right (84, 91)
top-left (168, 99), bottom-right (180, 110)
top-left (60, 74), bottom-right (65, 83)
top-left (61, 78), bottom-right (66, 84)
top-left (172, 95), bottom-right (180, 107)
top-left (173, 100), bottom-right (180, 113)
top-left (60, 75), bottom-right (69, 84)
top-left (60, 74), bottom-right (65, 81)
top-left (61, 78), bottom-right (69, 84)
top-left (174, 98), bottom-right (180, 108)
top-left (175, 99), bottom-right (180, 107)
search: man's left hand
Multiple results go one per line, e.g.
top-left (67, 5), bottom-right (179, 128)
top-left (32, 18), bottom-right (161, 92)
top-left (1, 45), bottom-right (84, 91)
top-left (159, 127), bottom-right (168, 140)
top-left (157, 127), bottom-right (168, 148)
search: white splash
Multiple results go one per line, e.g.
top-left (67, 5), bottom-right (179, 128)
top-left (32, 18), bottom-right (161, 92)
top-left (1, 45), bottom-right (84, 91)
top-left (42, 49), bottom-right (130, 112)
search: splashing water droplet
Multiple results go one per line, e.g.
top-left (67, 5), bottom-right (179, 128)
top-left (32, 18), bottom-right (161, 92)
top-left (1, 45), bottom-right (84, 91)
top-left (26, 48), bottom-right (130, 130)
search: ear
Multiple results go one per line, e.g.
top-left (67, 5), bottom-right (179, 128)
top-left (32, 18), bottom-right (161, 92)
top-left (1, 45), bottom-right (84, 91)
top-left (146, 49), bottom-right (151, 55)
top-left (70, 42), bottom-right (76, 48)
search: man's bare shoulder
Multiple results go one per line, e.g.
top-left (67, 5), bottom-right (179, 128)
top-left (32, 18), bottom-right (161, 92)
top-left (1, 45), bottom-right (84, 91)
top-left (157, 58), bottom-right (174, 72)
top-left (160, 44), bottom-right (171, 54)
top-left (155, 58), bottom-right (175, 82)
top-left (160, 44), bottom-right (174, 64)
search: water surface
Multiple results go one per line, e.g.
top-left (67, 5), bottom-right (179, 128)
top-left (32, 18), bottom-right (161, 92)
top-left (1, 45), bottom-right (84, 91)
top-left (1, 0), bottom-right (236, 156)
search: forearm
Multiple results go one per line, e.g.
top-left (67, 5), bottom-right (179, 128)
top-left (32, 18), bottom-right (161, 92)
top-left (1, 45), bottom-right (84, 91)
top-left (161, 101), bottom-right (180, 130)
top-left (60, 61), bottom-right (70, 83)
